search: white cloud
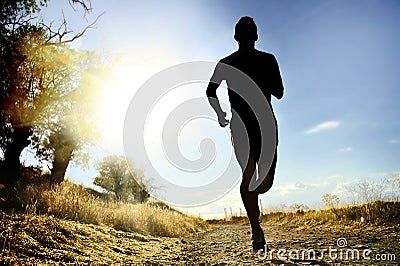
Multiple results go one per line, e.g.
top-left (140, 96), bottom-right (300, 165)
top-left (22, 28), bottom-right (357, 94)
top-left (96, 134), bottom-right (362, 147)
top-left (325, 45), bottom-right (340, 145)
top-left (306, 120), bottom-right (340, 134)
top-left (328, 175), bottom-right (343, 180)
top-left (295, 181), bottom-right (306, 189)
top-left (273, 180), bottom-right (330, 196)
top-left (389, 139), bottom-right (399, 144)
top-left (339, 147), bottom-right (353, 152)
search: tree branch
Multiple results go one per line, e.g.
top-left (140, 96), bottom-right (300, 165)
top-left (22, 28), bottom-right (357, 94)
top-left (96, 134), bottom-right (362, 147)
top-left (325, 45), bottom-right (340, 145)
top-left (68, 0), bottom-right (93, 15)
top-left (41, 12), bottom-right (104, 46)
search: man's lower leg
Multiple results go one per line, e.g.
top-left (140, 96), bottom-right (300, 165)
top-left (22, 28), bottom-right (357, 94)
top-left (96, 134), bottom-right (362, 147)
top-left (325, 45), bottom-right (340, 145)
top-left (240, 188), bottom-right (265, 251)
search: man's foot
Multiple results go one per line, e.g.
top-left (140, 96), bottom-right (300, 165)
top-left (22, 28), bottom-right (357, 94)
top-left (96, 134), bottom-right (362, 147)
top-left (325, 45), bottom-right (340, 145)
top-left (252, 230), bottom-right (266, 252)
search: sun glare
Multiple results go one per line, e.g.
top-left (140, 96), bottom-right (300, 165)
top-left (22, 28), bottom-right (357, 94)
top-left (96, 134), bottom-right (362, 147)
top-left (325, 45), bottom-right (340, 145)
top-left (95, 64), bottom-right (162, 148)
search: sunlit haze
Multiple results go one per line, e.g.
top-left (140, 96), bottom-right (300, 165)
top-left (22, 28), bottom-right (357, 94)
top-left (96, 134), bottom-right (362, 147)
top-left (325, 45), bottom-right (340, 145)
top-left (32, 0), bottom-right (400, 218)
top-left (96, 64), bottom-right (164, 146)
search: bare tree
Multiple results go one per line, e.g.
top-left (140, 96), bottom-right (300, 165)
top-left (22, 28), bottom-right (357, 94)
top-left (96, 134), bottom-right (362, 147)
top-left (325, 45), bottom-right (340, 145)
top-left (344, 178), bottom-right (391, 203)
top-left (321, 193), bottom-right (340, 209)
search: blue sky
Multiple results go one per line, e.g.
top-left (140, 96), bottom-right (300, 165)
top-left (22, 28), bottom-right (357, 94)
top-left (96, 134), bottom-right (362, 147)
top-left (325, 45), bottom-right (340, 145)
top-left (34, 0), bottom-right (400, 217)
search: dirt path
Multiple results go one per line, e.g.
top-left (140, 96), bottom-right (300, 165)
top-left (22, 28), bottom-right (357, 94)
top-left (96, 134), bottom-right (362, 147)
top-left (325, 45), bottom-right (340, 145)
top-left (2, 215), bottom-right (399, 265)
top-left (74, 222), bottom-right (398, 265)
top-left (180, 223), bottom-right (399, 265)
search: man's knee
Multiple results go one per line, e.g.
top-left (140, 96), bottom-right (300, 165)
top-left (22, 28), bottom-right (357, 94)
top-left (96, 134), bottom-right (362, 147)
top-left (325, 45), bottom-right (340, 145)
top-left (240, 182), bottom-right (258, 199)
top-left (240, 182), bottom-right (248, 196)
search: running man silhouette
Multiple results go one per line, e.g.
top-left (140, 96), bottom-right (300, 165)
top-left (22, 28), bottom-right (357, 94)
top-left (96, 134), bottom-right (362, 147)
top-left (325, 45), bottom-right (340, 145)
top-left (206, 16), bottom-right (284, 251)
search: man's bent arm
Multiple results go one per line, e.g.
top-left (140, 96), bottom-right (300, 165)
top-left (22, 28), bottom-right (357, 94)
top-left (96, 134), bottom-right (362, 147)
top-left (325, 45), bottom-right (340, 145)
top-left (270, 55), bottom-right (284, 100)
top-left (206, 81), bottom-right (225, 118)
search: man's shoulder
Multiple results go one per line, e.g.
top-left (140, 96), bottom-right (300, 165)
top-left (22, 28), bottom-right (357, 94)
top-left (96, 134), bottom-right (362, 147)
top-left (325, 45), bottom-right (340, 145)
top-left (219, 49), bottom-right (276, 63)
top-left (219, 51), bottom-right (239, 64)
top-left (255, 49), bottom-right (276, 59)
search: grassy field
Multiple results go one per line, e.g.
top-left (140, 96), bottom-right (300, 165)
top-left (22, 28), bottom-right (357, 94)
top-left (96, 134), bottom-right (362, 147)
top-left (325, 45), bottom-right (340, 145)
top-left (208, 200), bottom-right (400, 227)
top-left (0, 180), bottom-right (209, 237)
top-left (261, 200), bottom-right (400, 226)
top-left (0, 180), bottom-right (210, 264)
top-left (1, 177), bottom-right (398, 264)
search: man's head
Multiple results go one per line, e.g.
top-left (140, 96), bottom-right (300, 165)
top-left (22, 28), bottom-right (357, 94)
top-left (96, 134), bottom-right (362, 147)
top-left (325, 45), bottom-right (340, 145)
top-left (234, 16), bottom-right (258, 43)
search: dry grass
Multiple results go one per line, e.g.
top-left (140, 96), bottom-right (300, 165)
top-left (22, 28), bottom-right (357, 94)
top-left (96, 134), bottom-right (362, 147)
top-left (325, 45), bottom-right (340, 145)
top-left (260, 200), bottom-right (400, 226)
top-left (0, 179), bottom-right (210, 264)
top-left (0, 210), bottom-right (202, 264)
top-left (1, 180), bottom-right (208, 238)
top-left (207, 215), bottom-right (248, 225)
top-left (208, 201), bottom-right (400, 227)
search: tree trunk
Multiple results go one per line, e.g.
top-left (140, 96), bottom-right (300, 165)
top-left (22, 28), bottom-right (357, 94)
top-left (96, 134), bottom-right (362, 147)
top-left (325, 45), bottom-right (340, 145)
top-left (136, 186), bottom-right (150, 203)
top-left (49, 146), bottom-right (73, 185)
top-left (0, 126), bottom-right (32, 186)
top-left (49, 128), bottom-right (76, 185)
top-left (140, 188), bottom-right (150, 203)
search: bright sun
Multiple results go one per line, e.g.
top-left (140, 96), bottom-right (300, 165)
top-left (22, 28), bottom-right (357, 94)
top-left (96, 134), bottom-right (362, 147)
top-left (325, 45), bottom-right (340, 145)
top-left (95, 64), bottom-right (163, 147)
